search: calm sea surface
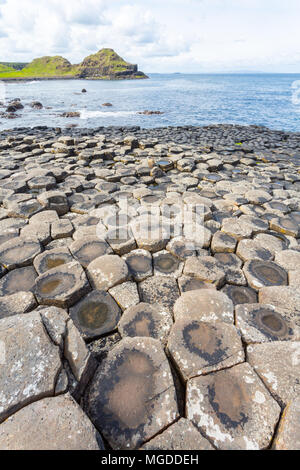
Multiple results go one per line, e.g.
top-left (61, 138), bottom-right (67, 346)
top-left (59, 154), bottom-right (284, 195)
top-left (1, 73), bottom-right (300, 132)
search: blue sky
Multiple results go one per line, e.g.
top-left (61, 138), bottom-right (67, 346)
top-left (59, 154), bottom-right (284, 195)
top-left (0, 0), bottom-right (299, 72)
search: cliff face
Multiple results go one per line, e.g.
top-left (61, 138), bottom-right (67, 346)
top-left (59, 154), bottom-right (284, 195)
top-left (77, 49), bottom-right (148, 80)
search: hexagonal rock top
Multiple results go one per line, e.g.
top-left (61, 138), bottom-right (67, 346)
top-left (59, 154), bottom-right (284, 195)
top-left (118, 302), bottom-right (173, 344)
top-left (167, 319), bottom-right (244, 381)
top-left (0, 394), bottom-right (104, 450)
top-left (34, 261), bottom-right (90, 308)
top-left (69, 290), bottom-right (121, 341)
top-left (0, 237), bottom-right (41, 270)
top-left (235, 304), bottom-right (299, 344)
top-left (87, 337), bottom-right (179, 450)
top-left (273, 398), bottom-right (300, 450)
top-left (0, 312), bottom-right (61, 423)
top-left (141, 418), bottom-right (214, 450)
top-left (243, 260), bottom-right (288, 290)
top-left (183, 256), bottom-right (226, 287)
top-left (247, 342), bottom-right (300, 408)
top-left (186, 363), bottom-right (281, 450)
top-left (138, 276), bottom-right (180, 313)
top-left (86, 254), bottom-right (129, 291)
top-left (259, 286), bottom-right (300, 327)
top-left (173, 289), bottom-right (234, 324)
top-left (69, 236), bottom-right (112, 268)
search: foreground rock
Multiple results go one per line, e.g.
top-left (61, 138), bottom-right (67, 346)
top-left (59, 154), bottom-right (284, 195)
top-left (273, 398), bottom-right (300, 450)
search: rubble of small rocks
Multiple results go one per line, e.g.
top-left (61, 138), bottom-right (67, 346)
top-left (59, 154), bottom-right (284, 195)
top-left (0, 123), bottom-right (299, 450)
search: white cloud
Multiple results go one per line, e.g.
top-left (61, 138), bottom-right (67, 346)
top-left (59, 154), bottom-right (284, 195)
top-left (0, 0), bottom-right (299, 72)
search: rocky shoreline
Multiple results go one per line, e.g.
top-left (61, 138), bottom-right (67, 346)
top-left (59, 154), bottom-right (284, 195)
top-left (0, 124), bottom-right (299, 450)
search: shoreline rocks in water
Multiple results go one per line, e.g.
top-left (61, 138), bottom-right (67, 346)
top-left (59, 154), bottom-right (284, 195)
top-left (0, 123), bottom-right (299, 450)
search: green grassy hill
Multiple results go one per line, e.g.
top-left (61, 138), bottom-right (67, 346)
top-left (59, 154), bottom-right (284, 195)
top-left (0, 49), bottom-right (147, 80)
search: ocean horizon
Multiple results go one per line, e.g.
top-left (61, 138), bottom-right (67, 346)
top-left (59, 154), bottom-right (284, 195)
top-left (1, 73), bottom-right (300, 132)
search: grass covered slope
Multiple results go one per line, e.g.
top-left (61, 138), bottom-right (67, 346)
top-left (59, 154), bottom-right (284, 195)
top-left (0, 49), bottom-right (147, 80)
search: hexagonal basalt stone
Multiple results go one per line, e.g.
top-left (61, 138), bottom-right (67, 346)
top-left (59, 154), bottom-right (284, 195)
top-left (106, 227), bottom-right (137, 255)
top-left (221, 217), bottom-right (253, 240)
top-left (0, 394), bottom-right (104, 450)
top-left (273, 398), bottom-right (300, 450)
top-left (173, 289), bottom-right (234, 324)
top-left (87, 337), bottom-right (179, 450)
top-left (0, 266), bottom-right (37, 296)
top-left (153, 250), bottom-right (183, 278)
top-left (118, 302), bottom-right (173, 344)
top-left (69, 236), bottom-right (112, 268)
top-left (0, 312), bottom-right (61, 423)
top-left (236, 239), bottom-right (273, 262)
top-left (235, 304), bottom-right (298, 344)
top-left (270, 216), bottom-right (299, 238)
top-left (86, 254), bottom-right (129, 291)
top-left (69, 290), bottom-right (121, 341)
top-left (141, 418), bottom-right (214, 450)
top-left (221, 285), bottom-right (257, 305)
top-left (167, 319), bottom-right (244, 381)
top-left (247, 342), bottom-right (300, 408)
top-left (0, 291), bottom-right (37, 319)
top-left (34, 261), bottom-right (90, 308)
top-left (211, 231), bottom-right (237, 253)
top-left (243, 260), bottom-right (288, 290)
top-left (109, 281), bottom-right (140, 311)
top-left (123, 249), bottom-right (153, 282)
top-left (131, 218), bottom-right (170, 253)
top-left (37, 191), bottom-right (69, 216)
top-left (274, 249), bottom-right (300, 272)
top-left (138, 276), bottom-right (180, 313)
top-left (178, 275), bottom-right (217, 293)
top-left (186, 363), bottom-right (281, 450)
top-left (0, 237), bottom-right (42, 270)
top-left (259, 286), bottom-right (300, 327)
top-left (183, 256), bottom-right (226, 288)
top-left (166, 237), bottom-right (197, 260)
top-left (33, 247), bottom-right (73, 275)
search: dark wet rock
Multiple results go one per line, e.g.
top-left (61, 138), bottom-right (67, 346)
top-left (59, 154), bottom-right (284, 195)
top-left (138, 275), bottom-right (180, 313)
top-left (118, 302), bottom-right (173, 344)
top-left (34, 261), bottom-right (90, 308)
top-left (0, 394), bottom-right (103, 450)
top-left (235, 304), bottom-right (299, 344)
top-left (141, 418), bottom-right (214, 450)
top-left (0, 266), bottom-right (37, 296)
top-left (30, 101), bottom-right (43, 109)
top-left (243, 260), bottom-right (288, 290)
top-left (87, 337), bottom-right (179, 449)
top-left (173, 289), bottom-right (234, 324)
top-left (69, 290), bottom-right (121, 341)
top-left (186, 362), bottom-right (281, 450)
top-left (247, 342), bottom-right (300, 408)
top-left (167, 318), bottom-right (244, 380)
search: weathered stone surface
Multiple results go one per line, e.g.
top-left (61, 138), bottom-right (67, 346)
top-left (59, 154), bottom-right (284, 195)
top-left (221, 285), bottom-right (257, 305)
top-left (211, 231), bottom-right (237, 253)
top-left (86, 254), bottom-right (129, 291)
top-left (259, 286), bottom-right (300, 326)
top-left (236, 239), bottom-right (273, 262)
top-left (243, 260), bottom-right (288, 290)
top-left (0, 237), bottom-right (41, 270)
top-left (247, 342), bottom-right (300, 407)
top-left (178, 275), bottom-right (217, 293)
top-left (39, 306), bottom-right (68, 348)
top-left (0, 312), bottom-right (61, 423)
top-left (270, 216), bottom-right (299, 238)
top-left (0, 266), bottom-right (37, 296)
top-left (108, 281), bottom-right (139, 311)
top-left (236, 304), bottom-right (298, 344)
top-left (37, 190), bottom-right (69, 216)
top-left (0, 291), bottom-right (37, 319)
top-left (69, 290), bottom-right (121, 340)
top-left (123, 249), bottom-right (153, 281)
top-left (186, 362), bottom-right (281, 450)
top-left (183, 256), bottom-right (226, 287)
top-left (138, 275), bottom-right (180, 313)
top-left (274, 249), bottom-right (300, 272)
top-left (87, 337), bottom-right (179, 449)
top-left (166, 236), bottom-right (197, 260)
top-left (69, 236), bottom-right (112, 268)
top-left (34, 261), bottom-right (90, 308)
top-left (0, 394), bottom-right (104, 450)
top-left (131, 217), bottom-right (169, 253)
top-left (141, 418), bottom-right (214, 450)
top-left (118, 302), bottom-right (173, 344)
top-left (153, 250), bottom-right (183, 278)
top-left (174, 289), bottom-right (234, 324)
top-left (168, 318), bottom-right (244, 380)
top-left (33, 247), bottom-right (73, 275)
top-left (106, 227), bottom-right (137, 255)
top-left (273, 398), bottom-right (300, 450)
top-left (221, 217), bottom-right (253, 240)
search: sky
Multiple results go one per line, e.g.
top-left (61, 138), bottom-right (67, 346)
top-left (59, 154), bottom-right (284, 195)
top-left (0, 0), bottom-right (300, 73)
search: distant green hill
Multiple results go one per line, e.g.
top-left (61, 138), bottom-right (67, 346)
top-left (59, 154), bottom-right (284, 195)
top-left (0, 49), bottom-right (147, 80)
top-left (0, 62), bottom-right (28, 71)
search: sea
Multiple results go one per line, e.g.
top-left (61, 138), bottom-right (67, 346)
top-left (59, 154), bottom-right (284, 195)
top-left (1, 73), bottom-right (300, 132)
